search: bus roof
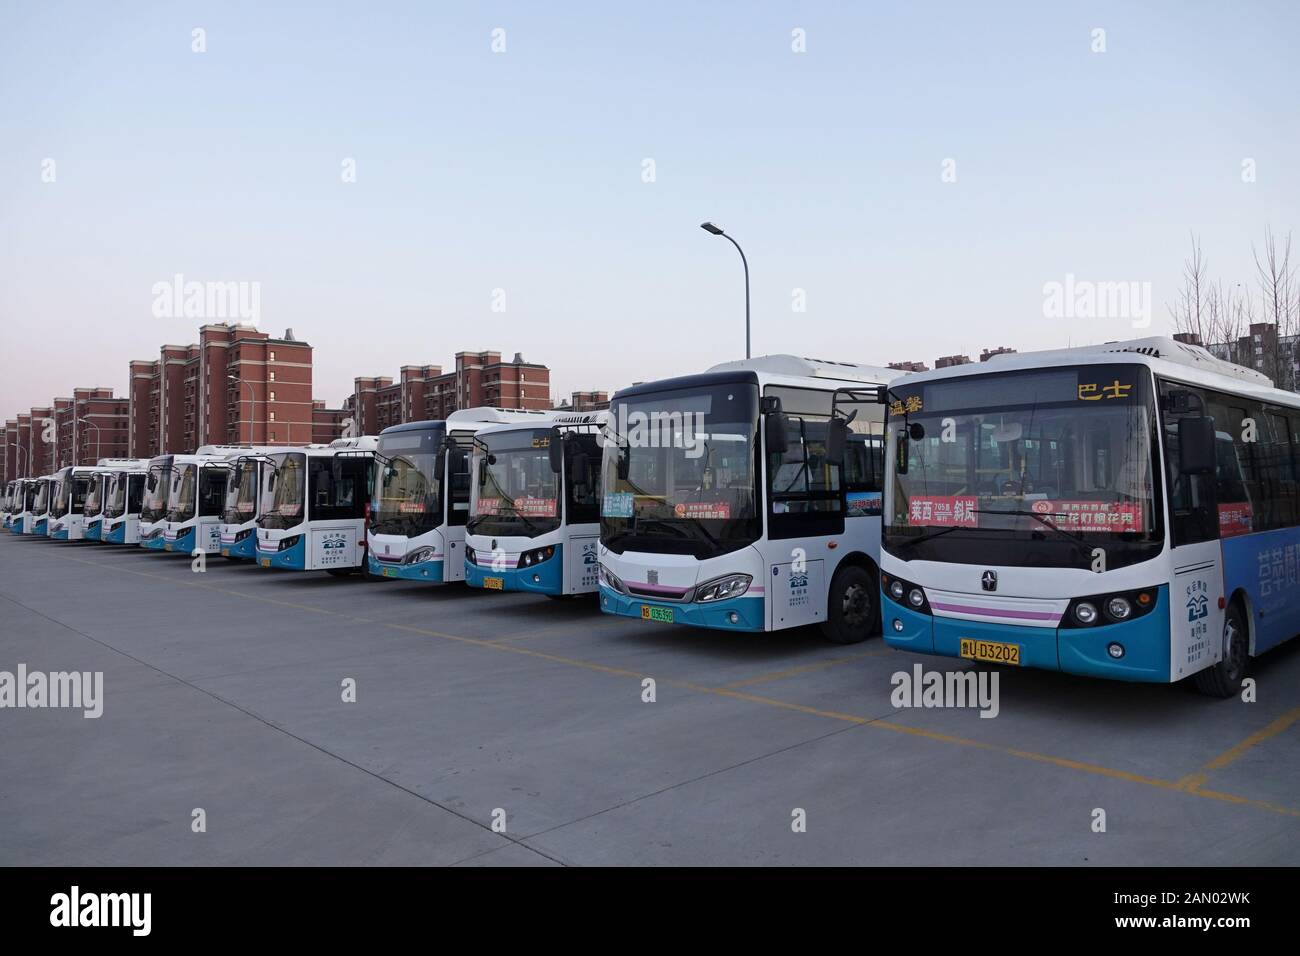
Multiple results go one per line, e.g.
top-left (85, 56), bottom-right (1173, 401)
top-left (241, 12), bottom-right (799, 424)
top-left (897, 335), bottom-right (1300, 409)
top-left (615, 354), bottom-right (899, 401)
top-left (473, 411), bottom-right (607, 439)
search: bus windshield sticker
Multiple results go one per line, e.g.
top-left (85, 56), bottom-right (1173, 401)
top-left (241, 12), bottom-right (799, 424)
top-left (674, 502), bottom-right (731, 520)
top-left (1028, 500), bottom-right (1144, 532)
top-left (908, 495), bottom-right (978, 527)
top-left (846, 491), bottom-right (882, 517)
top-left (602, 492), bottom-right (633, 518)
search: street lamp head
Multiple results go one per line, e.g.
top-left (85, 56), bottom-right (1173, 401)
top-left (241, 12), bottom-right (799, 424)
top-left (700, 221), bottom-right (725, 236)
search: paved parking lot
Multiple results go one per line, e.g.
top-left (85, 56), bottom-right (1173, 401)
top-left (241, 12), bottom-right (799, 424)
top-left (1, 534), bottom-right (1297, 866)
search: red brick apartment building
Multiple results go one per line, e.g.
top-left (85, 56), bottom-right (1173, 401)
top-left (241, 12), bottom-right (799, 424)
top-left (51, 388), bottom-right (130, 467)
top-left (128, 324), bottom-right (315, 456)
top-left (345, 351), bottom-right (552, 434)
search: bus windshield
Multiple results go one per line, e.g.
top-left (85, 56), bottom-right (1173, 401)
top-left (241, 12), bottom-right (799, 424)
top-left (104, 475), bottom-right (127, 518)
top-left (167, 464), bottom-right (198, 523)
top-left (470, 429), bottom-right (561, 537)
top-left (141, 464), bottom-right (172, 522)
top-left (601, 382), bottom-right (760, 558)
top-left (884, 364), bottom-right (1163, 569)
top-left (34, 480), bottom-right (50, 514)
top-left (50, 475), bottom-right (72, 517)
top-left (223, 460), bottom-right (261, 524)
top-left (261, 453), bottom-right (307, 530)
top-left (371, 427), bottom-right (446, 537)
top-left (85, 474), bottom-right (104, 516)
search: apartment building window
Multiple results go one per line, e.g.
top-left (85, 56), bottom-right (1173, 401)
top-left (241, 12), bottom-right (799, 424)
top-left (270, 371), bottom-right (275, 382)
top-left (269, 350), bottom-right (276, 362)
top-left (270, 412), bottom-right (276, 422)
top-left (270, 391), bottom-right (276, 402)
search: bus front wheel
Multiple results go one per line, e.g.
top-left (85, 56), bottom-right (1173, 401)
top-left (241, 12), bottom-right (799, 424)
top-left (1192, 603), bottom-right (1249, 698)
top-left (820, 564), bottom-right (878, 645)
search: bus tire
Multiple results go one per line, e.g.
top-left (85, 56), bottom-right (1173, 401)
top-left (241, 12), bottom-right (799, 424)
top-left (326, 568), bottom-right (354, 577)
top-left (1192, 602), bottom-right (1249, 698)
top-left (819, 564), bottom-right (878, 645)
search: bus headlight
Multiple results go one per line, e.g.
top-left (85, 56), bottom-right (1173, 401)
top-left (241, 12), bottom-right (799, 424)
top-left (1106, 596), bottom-right (1132, 621)
top-left (598, 563), bottom-right (627, 594)
top-left (406, 547), bottom-right (438, 565)
top-left (889, 579), bottom-right (905, 601)
top-left (694, 573), bottom-right (752, 603)
top-left (1062, 588), bottom-right (1158, 628)
top-left (881, 573), bottom-right (931, 615)
top-left (278, 535), bottom-right (302, 552)
top-left (907, 588), bottom-right (925, 608)
top-left (464, 546), bottom-right (477, 565)
top-left (520, 545), bottom-right (556, 567)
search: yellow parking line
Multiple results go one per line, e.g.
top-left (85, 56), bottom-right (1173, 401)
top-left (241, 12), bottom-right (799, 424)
top-left (53, 552), bottom-right (1300, 819)
top-left (1176, 707), bottom-right (1300, 792)
top-left (724, 650), bottom-right (889, 689)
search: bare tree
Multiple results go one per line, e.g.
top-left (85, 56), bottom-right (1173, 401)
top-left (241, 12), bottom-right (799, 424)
top-left (1169, 232), bottom-right (1210, 343)
top-left (1253, 229), bottom-right (1298, 388)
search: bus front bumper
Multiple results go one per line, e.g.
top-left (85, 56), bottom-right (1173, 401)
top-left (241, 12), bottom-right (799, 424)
top-left (140, 532), bottom-right (166, 550)
top-left (598, 584), bottom-right (765, 632)
top-left (85, 520), bottom-right (102, 541)
top-left (881, 586), bottom-right (1172, 683)
top-left (368, 553), bottom-right (445, 582)
top-left (465, 554), bottom-right (562, 594)
top-left (256, 536), bottom-right (306, 570)
top-left (104, 521), bottom-right (127, 544)
top-left (163, 528), bottom-right (196, 554)
top-left (221, 534), bottom-right (257, 560)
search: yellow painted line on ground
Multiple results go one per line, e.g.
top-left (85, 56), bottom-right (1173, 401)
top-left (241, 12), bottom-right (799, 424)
top-left (1175, 707), bottom-right (1300, 792)
top-left (52, 551), bottom-right (1300, 820)
top-left (724, 650), bottom-right (890, 689)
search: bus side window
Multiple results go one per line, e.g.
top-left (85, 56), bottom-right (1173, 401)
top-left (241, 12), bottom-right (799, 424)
top-left (1161, 382), bottom-right (1218, 546)
top-left (447, 446), bottom-right (471, 526)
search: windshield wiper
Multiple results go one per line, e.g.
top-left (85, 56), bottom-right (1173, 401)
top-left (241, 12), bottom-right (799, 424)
top-left (973, 508), bottom-right (1094, 559)
top-left (895, 525), bottom-right (966, 550)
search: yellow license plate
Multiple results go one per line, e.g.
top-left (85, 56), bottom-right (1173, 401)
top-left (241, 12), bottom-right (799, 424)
top-left (383, 567), bottom-right (396, 578)
top-left (959, 638), bottom-right (1021, 665)
top-left (260, 558), bottom-right (270, 568)
top-left (164, 543), bottom-right (173, 551)
top-left (484, 577), bottom-right (504, 590)
top-left (221, 549), bottom-right (230, 556)
top-left (641, 605), bottom-right (674, 623)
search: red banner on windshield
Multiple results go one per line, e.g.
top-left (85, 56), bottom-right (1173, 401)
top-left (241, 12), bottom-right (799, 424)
top-left (1028, 499), bottom-right (1145, 532)
top-left (907, 496), bottom-right (978, 527)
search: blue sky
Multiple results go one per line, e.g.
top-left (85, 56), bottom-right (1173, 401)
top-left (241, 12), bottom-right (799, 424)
top-left (2, 0), bottom-right (1297, 414)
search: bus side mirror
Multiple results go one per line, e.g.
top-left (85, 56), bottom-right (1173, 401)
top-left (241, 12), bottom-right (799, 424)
top-left (1179, 416), bottom-right (1216, 475)
top-left (548, 430), bottom-right (564, 474)
top-left (825, 418), bottom-right (848, 466)
top-left (572, 452), bottom-right (591, 487)
top-left (761, 396), bottom-right (789, 456)
top-left (616, 446), bottom-right (630, 481)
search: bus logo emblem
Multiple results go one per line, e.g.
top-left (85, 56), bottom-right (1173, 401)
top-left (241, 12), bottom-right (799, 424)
top-left (981, 570), bottom-right (998, 592)
top-left (647, 570), bottom-right (658, 585)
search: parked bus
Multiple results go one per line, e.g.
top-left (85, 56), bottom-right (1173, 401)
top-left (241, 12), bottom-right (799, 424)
top-left (597, 355), bottom-right (895, 643)
top-left (82, 469), bottom-right (109, 540)
top-left (2, 480), bottom-right (16, 530)
top-left (27, 475), bottom-right (54, 536)
top-left (256, 437), bottom-right (377, 574)
top-left (220, 446), bottom-right (318, 560)
top-left (878, 336), bottom-right (1300, 697)
top-left (10, 479), bottom-right (39, 535)
top-left (160, 449), bottom-right (247, 554)
top-left (101, 463), bottom-right (151, 544)
top-left (366, 409), bottom-right (560, 582)
top-left (47, 465), bottom-right (101, 540)
top-left (465, 412), bottom-right (606, 597)
top-left (138, 446), bottom-right (243, 551)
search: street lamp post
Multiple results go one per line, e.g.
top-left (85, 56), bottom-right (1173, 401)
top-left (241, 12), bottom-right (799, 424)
top-left (77, 419), bottom-right (102, 464)
top-left (700, 221), bottom-right (751, 359)
top-left (229, 376), bottom-right (257, 444)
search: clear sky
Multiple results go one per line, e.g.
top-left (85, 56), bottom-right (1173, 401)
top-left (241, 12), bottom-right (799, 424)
top-left (2, 0), bottom-right (1297, 416)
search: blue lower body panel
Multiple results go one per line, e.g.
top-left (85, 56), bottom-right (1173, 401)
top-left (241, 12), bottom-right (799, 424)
top-left (257, 536), bottom-right (306, 570)
top-left (882, 586), bottom-right (1172, 683)
top-left (85, 520), bottom-right (102, 541)
top-left (104, 522), bottom-right (127, 544)
top-left (163, 528), bottom-right (195, 554)
top-left (599, 583), bottom-right (765, 632)
top-left (222, 534), bottom-right (256, 559)
top-left (369, 553), bottom-right (445, 582)
top-left (51, 527), bottom-right (69, 540)
top-left (465, 550), bottom-right (562, 594)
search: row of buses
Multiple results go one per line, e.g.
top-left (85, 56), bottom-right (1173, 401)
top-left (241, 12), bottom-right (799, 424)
top-left (5, 336), bottom-right (1299, 697)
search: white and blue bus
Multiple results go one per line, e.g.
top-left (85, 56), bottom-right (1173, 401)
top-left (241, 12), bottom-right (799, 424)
top-left (159, 447), bottom-right (251, 555)
top-left (465, 412), bottom-right (606, 597)
top-left (100, 463), bottom-right (150, 545)
top-left (25, 475), bottom-right (54, 536)
top-left (2, 480), bottom-right (17, 531)
top-left (47, 465), bottom-right (102, 540)
top-left (219, 446), bottom-right (315, 560)
top-left (256, 437), bottom-right (377, 574)
top-left (597, 355), bottom-right (894, 643)
top-left (367, 409), bottom-right (558, 583)
top-left (879, 336), bottom-right (1300, 697)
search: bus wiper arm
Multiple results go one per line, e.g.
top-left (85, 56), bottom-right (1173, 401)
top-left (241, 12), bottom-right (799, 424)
top-left (973, 508), bottom-right (1092, 555)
